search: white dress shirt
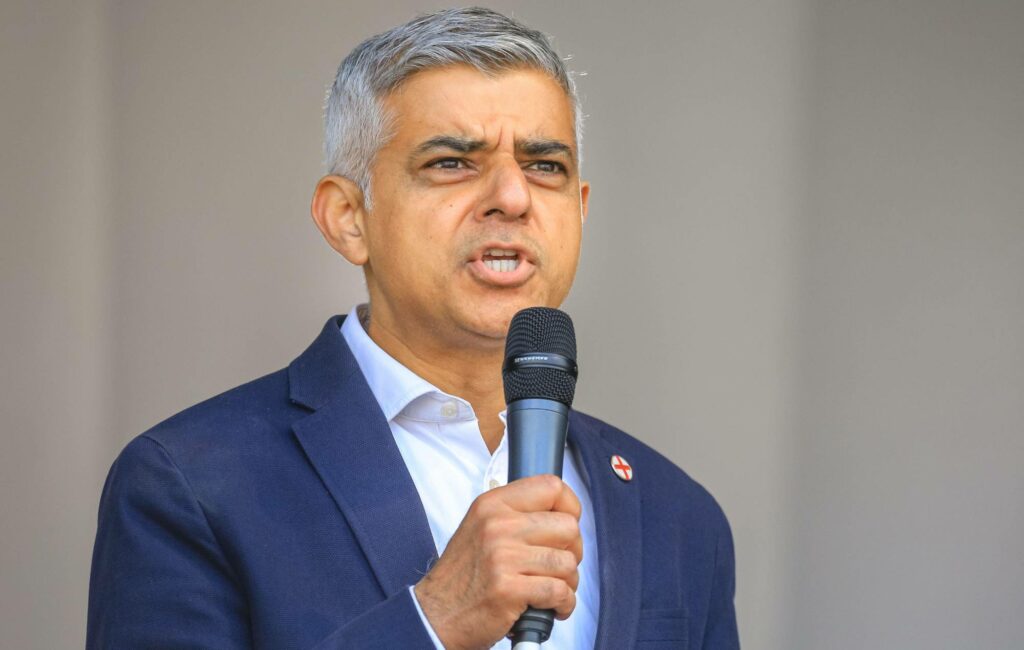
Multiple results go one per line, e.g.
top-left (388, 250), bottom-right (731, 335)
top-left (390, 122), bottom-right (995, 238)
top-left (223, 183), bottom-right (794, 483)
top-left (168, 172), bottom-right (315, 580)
top-left (341, 306), bottom-right (599, 649)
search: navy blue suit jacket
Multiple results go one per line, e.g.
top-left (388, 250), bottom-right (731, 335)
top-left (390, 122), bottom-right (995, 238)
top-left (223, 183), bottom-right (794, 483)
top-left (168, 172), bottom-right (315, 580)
top-left (88, 316), bottom-right (739, 649)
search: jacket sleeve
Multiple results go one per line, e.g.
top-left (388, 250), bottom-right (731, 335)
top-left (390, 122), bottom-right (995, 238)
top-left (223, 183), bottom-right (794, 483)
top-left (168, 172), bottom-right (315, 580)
top-left (702, 515), bottom-right (741, 649)
top-left (87, 435), bottom-right (252, 648)
top-left (87, 435), bottom-right (436, 649)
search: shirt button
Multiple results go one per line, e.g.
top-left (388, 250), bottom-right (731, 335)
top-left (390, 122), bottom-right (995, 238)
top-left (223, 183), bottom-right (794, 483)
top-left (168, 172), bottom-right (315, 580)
top-left (440, 402), bottom-right (457, 418)
top-left (488, 479), bottom-right (500, 490)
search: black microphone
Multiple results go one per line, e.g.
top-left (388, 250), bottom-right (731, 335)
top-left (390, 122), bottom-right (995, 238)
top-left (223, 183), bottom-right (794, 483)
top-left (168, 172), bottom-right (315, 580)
top-left (502, 307), bottom-right (579, 649)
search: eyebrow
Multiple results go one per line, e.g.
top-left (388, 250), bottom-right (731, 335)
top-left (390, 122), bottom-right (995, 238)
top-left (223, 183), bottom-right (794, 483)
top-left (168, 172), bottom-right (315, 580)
top-left (518, 138), bottom-right (574, 160)
top-left (413, 135), bottom-right (487, 156)
top-left (412, 135), bottom-right (576, 162)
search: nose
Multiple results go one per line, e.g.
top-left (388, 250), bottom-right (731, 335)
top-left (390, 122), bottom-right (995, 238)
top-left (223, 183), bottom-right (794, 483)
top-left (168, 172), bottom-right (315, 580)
top-left (477, 157), bottom-right (531, 222)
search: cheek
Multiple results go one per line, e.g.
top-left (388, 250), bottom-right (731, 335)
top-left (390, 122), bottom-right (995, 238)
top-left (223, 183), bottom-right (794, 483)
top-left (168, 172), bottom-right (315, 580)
top-left (549, 208), bottom-right (583, 267)
top-left (376, 217), bottom-right (461, 297)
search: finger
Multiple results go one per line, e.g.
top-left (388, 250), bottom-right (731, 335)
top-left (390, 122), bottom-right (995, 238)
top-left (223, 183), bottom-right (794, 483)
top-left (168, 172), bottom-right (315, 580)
top-left (567, 533), bottom-right (584, 566)
top-left (515, 547), bottom-right (579, 588)
top-left (519, 510), bottom-right (584, 566)
top-left (517, 576), bottom-right (577, 620)
top-left (496, 474), bottom-right (565, 513)
top-left (554, 585), bottom-right (577, 621)
top-left (518, 511), bottom-right (580, 548)
top-left (551, 481), bottom-right (582, 521)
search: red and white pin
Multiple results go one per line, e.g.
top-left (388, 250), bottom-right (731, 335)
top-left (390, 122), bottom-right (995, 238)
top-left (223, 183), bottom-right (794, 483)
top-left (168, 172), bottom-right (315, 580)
top-left (610, 455), bottom-right (633, 482)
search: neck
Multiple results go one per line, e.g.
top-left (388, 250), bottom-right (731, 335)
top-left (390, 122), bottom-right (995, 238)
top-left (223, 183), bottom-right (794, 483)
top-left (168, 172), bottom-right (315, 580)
top-left (361, 305), bottom-right (508, 453)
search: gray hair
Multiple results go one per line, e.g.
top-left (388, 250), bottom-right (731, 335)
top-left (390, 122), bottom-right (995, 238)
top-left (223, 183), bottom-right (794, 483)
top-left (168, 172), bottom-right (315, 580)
top-left (323, 7), bottom-right (583, 209)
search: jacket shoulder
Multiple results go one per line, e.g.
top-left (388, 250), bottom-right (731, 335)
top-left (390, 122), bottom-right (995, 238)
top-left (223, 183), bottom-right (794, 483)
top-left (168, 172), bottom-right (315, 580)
top-left (126, 368), bottom-right (302, 470)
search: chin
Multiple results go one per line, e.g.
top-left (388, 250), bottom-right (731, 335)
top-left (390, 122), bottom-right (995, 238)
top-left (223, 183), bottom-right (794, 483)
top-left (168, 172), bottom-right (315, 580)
top-left (449, 283), bottom-right (567, 343)
top-left (466, 313), bottom-right (515, 341)
top-left (455, 300), bottom-right (529, 342)
top-left (481, 296), bottom-right (563, 338)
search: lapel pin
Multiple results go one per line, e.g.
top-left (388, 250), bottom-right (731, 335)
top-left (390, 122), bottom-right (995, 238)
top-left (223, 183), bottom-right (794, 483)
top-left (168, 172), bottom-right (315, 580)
top-left (610, 454), bottom-right (633, 482)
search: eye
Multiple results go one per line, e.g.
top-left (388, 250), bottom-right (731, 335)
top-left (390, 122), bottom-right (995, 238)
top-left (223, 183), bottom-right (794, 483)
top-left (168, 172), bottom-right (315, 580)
top-left (427, 157), bottom-right (469, 170)
top-left (526, 160), bottom-right (567, 174)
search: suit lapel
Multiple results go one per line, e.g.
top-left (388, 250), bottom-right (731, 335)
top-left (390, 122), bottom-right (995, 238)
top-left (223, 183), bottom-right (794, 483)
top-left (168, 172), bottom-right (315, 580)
top-left (289, 317), bottom-right (645, 641)
top-left (569, 413), bottom-right (643, 650)
top-left (288, 316), bottom-right (437, 597)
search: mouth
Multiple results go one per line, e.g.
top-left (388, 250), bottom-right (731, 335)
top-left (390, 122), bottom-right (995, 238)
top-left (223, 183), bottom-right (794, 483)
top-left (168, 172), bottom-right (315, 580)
top-left (467, 244), bottom-right (536, 287)
top-left (481, 247), bottom-right (522, 273)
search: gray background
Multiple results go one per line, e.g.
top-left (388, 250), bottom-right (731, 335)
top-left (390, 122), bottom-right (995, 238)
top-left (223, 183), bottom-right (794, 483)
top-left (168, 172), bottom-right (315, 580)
top-left (2, 1), bottom-right (1021, 648)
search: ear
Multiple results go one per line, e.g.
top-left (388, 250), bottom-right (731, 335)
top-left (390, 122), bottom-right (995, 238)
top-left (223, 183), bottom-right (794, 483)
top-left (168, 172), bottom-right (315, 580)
top-left (310, 175), bottom-right (369, 265)
top-left (579, 180), bottom-right (591, 225)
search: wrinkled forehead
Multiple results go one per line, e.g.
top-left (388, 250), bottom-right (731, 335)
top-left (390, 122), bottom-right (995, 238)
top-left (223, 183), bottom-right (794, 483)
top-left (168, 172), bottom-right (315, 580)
top-left (381, 65), bottom-right (579, 155)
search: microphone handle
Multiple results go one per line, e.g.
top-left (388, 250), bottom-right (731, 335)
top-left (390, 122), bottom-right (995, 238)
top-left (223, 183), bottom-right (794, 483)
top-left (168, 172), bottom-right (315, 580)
top-left (506, 399), bottom-right (569, 648)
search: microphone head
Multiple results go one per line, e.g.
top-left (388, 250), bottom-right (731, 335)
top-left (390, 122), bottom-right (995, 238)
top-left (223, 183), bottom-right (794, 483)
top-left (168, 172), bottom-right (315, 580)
top-left (502, 307), bottom-right (578, 406)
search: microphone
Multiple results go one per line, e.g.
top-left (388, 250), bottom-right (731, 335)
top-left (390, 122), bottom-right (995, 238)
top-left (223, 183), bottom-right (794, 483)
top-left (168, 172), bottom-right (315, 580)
top-left (502, 307), bottom-right (579, 650)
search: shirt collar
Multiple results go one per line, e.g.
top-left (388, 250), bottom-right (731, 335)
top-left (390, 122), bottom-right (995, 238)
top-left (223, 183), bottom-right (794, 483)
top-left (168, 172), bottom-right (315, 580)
top-left (340, 304), bottom-right (476, 423)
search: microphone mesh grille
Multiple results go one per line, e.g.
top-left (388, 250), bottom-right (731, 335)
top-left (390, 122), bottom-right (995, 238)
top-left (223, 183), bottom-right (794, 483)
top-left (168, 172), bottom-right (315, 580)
top-left (503, 307), bottom-right (577, 406)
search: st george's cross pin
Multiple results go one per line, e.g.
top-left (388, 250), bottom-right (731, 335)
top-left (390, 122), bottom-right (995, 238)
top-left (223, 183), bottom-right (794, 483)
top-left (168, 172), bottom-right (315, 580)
top-left (610, 455), bottom-right (633, 482)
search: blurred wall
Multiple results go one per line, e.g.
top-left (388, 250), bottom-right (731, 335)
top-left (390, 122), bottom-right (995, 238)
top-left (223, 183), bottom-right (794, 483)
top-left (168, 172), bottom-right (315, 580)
top-left (787, 2), bottom-right (1024, 648)
top-left (1, 1), bottom-right (1020, 648)
top-left (1, 1), bottom-right (111, 647)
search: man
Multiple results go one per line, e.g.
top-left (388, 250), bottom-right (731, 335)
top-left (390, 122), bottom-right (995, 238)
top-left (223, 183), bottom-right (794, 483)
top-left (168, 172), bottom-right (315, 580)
top-left (88, 7), bottom-right (738, 649)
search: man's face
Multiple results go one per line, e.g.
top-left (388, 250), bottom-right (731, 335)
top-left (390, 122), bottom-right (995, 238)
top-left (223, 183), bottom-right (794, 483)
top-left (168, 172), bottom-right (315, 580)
top-left (362, 64), bottom-right (589, 347)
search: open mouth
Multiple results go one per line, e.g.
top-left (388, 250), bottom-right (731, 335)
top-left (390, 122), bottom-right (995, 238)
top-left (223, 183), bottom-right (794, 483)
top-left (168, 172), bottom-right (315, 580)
top-left (467, 243), bottom-right (534, 287)
top-left (481, 247), bottom-right (521, 273)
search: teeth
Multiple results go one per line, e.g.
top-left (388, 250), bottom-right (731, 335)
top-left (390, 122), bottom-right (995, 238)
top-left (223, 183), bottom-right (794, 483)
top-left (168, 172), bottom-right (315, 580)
top-left (484, 259), bottom-right (521, 273)
top-left (481, 247), bottom-right (521, 274)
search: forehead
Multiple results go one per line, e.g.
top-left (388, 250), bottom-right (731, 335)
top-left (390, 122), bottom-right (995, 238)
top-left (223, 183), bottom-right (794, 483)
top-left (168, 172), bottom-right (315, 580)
top-left (381, 65), bottom-right (577, 151)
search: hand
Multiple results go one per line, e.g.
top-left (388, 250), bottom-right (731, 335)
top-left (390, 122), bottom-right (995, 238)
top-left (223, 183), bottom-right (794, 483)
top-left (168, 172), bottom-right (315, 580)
top-left (413, 474), bottom-right (583, 650)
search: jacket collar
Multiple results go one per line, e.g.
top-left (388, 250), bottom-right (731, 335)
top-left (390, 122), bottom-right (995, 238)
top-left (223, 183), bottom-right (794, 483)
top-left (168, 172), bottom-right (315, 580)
top-left (288, 315), bottom-right (439, 596)
top-left (568, 412), bottom-right (643, 650)
top-left (288, 316), bottom-right (643, 648)
top-left (287, 315), bottom-right (354, 412)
